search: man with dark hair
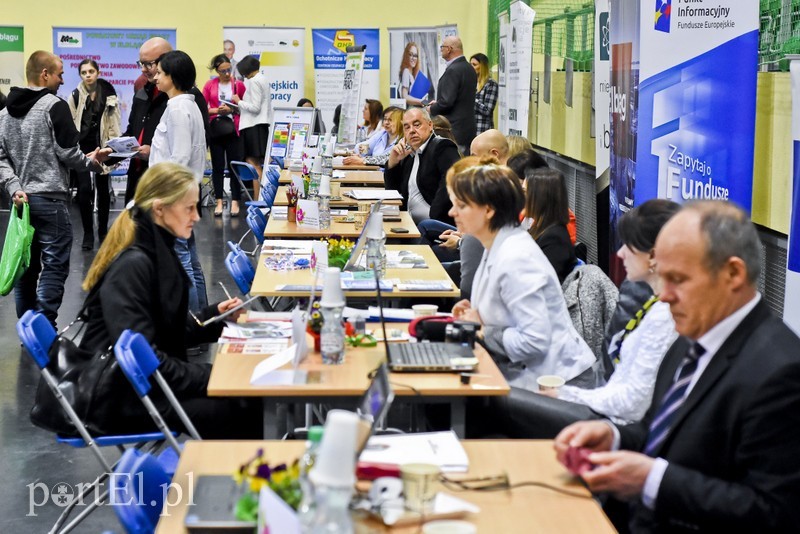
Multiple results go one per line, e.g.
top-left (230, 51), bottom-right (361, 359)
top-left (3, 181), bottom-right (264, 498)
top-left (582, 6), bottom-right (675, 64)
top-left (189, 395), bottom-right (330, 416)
top-left (124, 37), bottom-right (208, 204)
top-left (428, 36), bottom-right (477, 154)
top-left (0, 51), bottom-right (109, 326)
top-left (385, 107), bottom-right (460, 226)
top-left (555, 200), bottom-right (800, 532)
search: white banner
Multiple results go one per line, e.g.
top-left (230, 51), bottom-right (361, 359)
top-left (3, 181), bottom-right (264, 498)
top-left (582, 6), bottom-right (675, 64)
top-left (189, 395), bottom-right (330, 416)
top-left (0, 26), bottom-right (23, 97)
top-left (784, 56), bottom-right (800, 334)
top-left (387, 25), bottom-right (458, 109)
top-left (223, 27), bottom-right (305, 107)
top-left (338, 47), bottom-right (366, 146)
top-left (594, 0), bottom-right (611, 181)
top-left (312, 29), bottom-right (380, 134)
top-left (507, 2), bottom-right (535, 137)
top-left (497, 13), bottom-right (509, 134)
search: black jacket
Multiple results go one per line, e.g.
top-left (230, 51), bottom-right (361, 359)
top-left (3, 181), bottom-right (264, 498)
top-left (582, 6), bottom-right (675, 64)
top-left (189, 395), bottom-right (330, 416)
top-left (430, 56), bottom-right (477, 149)
top-left (79, 211), bottom-right (222, 432)
top-left (384, 134), bottom-right (460, 225)
top-left (534, 224), bottom-right (576, 284)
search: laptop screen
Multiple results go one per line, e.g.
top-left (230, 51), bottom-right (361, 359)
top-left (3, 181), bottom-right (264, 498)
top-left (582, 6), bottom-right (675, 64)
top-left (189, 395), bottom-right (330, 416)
top-left (355, 362), bottom-right (394, 454)
top-left (343, 200), bottom-right (383, 272)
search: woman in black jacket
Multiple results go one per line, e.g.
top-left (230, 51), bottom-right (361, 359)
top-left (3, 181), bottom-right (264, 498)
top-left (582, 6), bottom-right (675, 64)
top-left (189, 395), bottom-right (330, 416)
top-left (80, 162), bottom-right (260, 438)
top-left (524, 168), bottom-right (577, 283)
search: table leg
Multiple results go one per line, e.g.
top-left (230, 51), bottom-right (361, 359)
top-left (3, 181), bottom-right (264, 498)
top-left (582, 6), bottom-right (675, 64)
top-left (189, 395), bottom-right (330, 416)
top-left (451, 399), bottom-right (466, 438)
top-left (263, 399), bottom-right (280, 439)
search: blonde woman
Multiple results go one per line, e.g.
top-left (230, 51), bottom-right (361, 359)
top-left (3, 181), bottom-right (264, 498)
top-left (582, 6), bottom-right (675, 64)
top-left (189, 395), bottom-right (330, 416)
top-left (79, 162), bottom-right (260, 438)
top-left (344, 106), bottom-right (403, 167)
top-left (470, 53), bottom-right (499, 134)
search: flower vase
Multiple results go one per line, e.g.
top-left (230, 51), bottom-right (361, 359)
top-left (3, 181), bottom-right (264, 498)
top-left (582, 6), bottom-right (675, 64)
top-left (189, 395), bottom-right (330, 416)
top-left (288, 206), bottom-right (297, 223)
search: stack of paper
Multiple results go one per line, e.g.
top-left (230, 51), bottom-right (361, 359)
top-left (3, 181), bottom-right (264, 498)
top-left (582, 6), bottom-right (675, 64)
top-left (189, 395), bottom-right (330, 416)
top-left (345, 189), bottom-right (403, 201)
top-left (396, 280), bottom-right (454, 291)
top-left (359, 431), bottom-right (469, 472)
top-left (219, 321), bottom-right (292, 355)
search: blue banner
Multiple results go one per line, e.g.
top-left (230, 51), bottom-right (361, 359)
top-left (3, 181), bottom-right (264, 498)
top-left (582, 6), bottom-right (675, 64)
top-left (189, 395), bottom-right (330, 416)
top-left (53, 28), bottom-right (177, 129)
top-left (312, 29), bottom-right (379, 70)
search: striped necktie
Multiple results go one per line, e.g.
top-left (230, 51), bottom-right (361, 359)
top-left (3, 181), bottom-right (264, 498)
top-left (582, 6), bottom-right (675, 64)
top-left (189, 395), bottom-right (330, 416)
top-left (644, 342), bottom-right (706, 457)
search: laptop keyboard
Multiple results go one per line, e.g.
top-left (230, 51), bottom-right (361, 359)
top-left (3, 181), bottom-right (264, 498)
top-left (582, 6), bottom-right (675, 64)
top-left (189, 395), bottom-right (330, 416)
top-left (396, 343), bottom-right (453, 367)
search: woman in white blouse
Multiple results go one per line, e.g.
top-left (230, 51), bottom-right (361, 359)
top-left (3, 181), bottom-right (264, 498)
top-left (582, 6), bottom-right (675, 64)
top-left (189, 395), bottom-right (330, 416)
top-left (233, 55), bottom-right (272, 201)
top-left (450, 158), bottom-right (596, 391)
top-left (547, 199), bottom-right (681, 424)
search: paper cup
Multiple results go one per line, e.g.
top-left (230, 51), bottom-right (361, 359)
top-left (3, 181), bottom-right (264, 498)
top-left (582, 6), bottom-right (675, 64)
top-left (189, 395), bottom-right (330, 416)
top-left (309, 409), bottom-right (359, 489)
top-left (412, 304), bottom-right (438, 317)
top-left (537, 374), bottom-right (566, 392)
top-left (422, 520), bottom-right (478, 534)
top-left (400, 463), bottom-right (440, 513)
top-left (330, 181), bottom-right (341, 197)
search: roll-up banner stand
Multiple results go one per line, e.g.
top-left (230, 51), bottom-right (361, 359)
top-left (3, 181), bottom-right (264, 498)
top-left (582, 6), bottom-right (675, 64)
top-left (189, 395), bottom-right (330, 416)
top-left (784, 55), bottom-right (800, 335)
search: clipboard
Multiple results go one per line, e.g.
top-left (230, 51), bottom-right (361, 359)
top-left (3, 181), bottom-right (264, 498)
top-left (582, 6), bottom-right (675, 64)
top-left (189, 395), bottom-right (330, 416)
top-left (409, 72), bottom-right (431, 99)
top-left (192, 295), bottom-right (260, 327)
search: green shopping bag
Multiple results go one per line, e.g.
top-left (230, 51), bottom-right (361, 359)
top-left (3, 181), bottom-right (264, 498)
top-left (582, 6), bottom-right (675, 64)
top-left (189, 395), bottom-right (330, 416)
top-left (0, 203), bottom-right (35, 296)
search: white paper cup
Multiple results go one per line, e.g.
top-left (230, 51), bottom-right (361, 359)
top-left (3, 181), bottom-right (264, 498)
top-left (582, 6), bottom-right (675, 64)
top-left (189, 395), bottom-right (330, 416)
top-left (412, 304), bottom-right (438, 317)
top-left (537, 374), bottom-right (566, 392)
top-left (400, 463), bottom-right (440, 513)
top-left (330, 181), bottom-right (341, 197)
top-left (309, 409), bottom-right (359, 489)
top-left (422, 520), bottom-right (478, 534)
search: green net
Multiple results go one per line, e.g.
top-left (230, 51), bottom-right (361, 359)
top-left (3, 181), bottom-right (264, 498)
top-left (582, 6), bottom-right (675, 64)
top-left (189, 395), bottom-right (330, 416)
top-left (760, 0), bottom-right (800, 70)
top-left (532, 1), bottom-right (594, 72)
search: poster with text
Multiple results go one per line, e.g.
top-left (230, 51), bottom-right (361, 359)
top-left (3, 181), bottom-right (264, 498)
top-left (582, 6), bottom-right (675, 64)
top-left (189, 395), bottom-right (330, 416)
top-left (497, 13), bottom-right (509, 133)
top-left (0, 26), bottom-right (24, 97)
top-left (52, 28), bottom-right (176, 130)
top-left (506, 2), bottom-right (535, 137)
top-left (387, 25), bottom-right (458, 109)
top-left (337, 48), bottom-right (366, 146)
top-left (595, 0), bottom-right (611, 182)
top-left (784, 57), bottom-right (800, 334)
top-left (312, 29), bottom-right (379, 134)
top-left (223, 27), bottom-right (305, 109)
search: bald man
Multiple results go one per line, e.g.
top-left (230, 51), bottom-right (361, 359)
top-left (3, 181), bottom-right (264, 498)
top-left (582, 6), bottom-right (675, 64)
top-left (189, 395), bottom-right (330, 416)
top-left (428, 36), bottom-right (477, 154)
top-left (124, 37), bottom-right (209, 203)
top-left (470, 129), bottom-right (509, 164)
top-left (0, 51), bottom-right (109, 326)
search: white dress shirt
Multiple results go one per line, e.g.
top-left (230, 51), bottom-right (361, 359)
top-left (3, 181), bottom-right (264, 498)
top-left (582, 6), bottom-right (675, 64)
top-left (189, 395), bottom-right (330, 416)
top-left (640, 293), bottom-right (762, 509)
top-left (407, 135), bottom-right (433, 224)
top-left (149, 93), bottom-right (207, 180)
top-left (237, 73), bottom-right (272, 130)
top-left (470, 225), bottom-right (596, 390)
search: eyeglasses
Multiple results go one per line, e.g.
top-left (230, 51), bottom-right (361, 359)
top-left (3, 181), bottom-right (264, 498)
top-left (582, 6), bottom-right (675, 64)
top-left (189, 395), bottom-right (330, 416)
top-left (409, 53), bottom-right (419, 58)
top-left (439, 45), bottom-right (452, 51)
top-left (382, 116), bottom-right (392, 122)
top-left (136, 60), bottom-right (158, 70)
top-left (217, 68), bottom-right (232, 74)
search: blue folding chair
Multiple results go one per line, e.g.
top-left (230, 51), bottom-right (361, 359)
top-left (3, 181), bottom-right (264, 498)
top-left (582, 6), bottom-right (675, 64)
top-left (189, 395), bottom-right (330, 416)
top-left (229, 160), bottom-right (261, 204)
top-left (246, 209), bottom-right (266, 246)
top-left (111, 448), bottom-right (171, 534)
top-left (114, 330), bottom-right (202, 456)
top-left (265, 164), bottom-right (282, 188)
top-left (248, 203), bottom-right (267, 227)
top-left (225, 241), bottom-right (257, 295)
top-left (17, 310), bottom-right (173, 534)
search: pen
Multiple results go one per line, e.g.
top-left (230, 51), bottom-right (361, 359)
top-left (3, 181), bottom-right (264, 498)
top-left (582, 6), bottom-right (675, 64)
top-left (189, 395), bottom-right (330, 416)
top-left (219, 281), bottom-right (233, 300)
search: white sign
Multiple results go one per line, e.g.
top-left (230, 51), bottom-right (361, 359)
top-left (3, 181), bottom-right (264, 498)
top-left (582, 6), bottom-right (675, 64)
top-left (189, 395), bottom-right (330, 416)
top-left (507, 2), bottom-right (535, 137)
top-left (595, 0), bottom-right (611, 181)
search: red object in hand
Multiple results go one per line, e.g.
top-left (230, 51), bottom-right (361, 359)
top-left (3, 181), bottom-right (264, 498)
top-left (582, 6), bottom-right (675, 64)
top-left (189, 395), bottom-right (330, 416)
top-left (565, 446), bottom-right (595, 476)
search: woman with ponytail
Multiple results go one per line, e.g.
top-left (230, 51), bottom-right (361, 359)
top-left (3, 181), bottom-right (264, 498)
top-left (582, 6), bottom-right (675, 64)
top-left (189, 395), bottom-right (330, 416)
top-left (79, 162), bottom-right (261, 438)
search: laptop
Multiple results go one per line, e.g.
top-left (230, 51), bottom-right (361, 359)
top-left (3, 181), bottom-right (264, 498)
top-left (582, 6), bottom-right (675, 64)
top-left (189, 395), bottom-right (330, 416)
top-left (355, 362), bottom-right (395, 454)
top-left (343, 200), bottom-right (382, 272)
top-left (373, 271), bottom-right (478, 373)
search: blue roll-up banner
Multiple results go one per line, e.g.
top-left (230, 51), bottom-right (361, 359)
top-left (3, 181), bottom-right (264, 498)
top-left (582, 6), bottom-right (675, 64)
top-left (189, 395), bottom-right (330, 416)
top-left (608, 1), bottom-right (758, 282)
top-left (53, 27), bottom-right (177, 129)
top-left (784, 57), bottom-right (800, 334)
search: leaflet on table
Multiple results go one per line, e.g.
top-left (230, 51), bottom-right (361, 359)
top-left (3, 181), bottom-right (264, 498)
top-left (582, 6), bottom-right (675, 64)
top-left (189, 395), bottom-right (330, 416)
top-left (396, 279), bottom-right (453, 291)
top-left (311, 241), bottom-right (328, 274)
top-left (222, 341), bottom-right (290, 355)
top-left (290, 174), bottom-right (305, 196)
top-left (358, 431), bottom-right (469, 472)
top-left (105, 136), bottom-right (140, 157)
top-left (340, 271), bottom-right (394, 291)
top-left (343, 306), bottom-right (414, 322)
top-left (345, 189), bottom-right (403, 200)
top-left (261, 240), bottom-right (314, 254)
top-left (353, 250), bottom-right (427, 269)
top-left (250, 344), bottom-right (307, 385)
top-left (221, 321), bottom-right (293, 340)
top-left (332, 170), bottom-right (346, 179)
top-left (296, 199), bottom-right (320, 229)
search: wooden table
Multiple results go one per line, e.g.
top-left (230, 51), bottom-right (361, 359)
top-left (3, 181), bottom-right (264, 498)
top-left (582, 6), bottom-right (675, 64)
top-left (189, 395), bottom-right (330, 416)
top-left (274, 185), bottom-right (401, 208)
top-left (209, 337), bottom-right (507, 439)
top-left (251, 245), bottom-right (459, 298)
top-left (155, 440), bottom-right (615, 533)
top-left (280, 168), bottom-right (385, 185)
top-left (263, 212), bottom-right (420, 239)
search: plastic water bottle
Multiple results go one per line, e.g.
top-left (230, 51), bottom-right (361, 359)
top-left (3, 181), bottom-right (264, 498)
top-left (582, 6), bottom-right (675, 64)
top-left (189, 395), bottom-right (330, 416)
top-left (309, 485), bottom-right (354, 533)
top-left (318, 175), bottom-right (331, 230)
top-left (320, 305), bottom-right (345, 364)
top-left (365, 212), bottom-right (386, 280)
top-left (298, 426), bottom-right (324, 529)
top-left (309, 156), bottom-right (322, 200)
top-left (320, 268), bottom-right (346, 365)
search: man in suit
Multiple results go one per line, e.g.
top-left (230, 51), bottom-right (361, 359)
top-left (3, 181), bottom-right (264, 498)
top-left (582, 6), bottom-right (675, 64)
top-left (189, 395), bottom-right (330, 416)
top-left (428, 36), bottom-right (476, 154)
top-left (385, 107), bottom-right (460, 226)
top-left (554, 200), bottom-right (800, 532)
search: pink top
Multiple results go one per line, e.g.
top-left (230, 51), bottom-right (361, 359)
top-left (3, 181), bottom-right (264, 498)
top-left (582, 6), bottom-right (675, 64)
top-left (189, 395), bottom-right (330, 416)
top-left (202, 77), bottom-right (246, 133)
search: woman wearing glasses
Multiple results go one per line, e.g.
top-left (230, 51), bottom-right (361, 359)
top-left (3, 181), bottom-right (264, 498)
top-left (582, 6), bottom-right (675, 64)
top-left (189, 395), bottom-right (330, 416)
top-left (203, 54), bottom-right (246, 217)
top-left (399, 42), bottom-right (425, 107)
top-left (68, 59), bottom-right (121, 250)
top-left (344, 106), bottom-right (403, 167)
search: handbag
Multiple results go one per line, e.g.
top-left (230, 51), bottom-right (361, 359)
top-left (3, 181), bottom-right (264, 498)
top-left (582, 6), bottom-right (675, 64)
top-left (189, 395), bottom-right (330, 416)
top-left (209, 116), bottom-right (235, 138)
top-left (0, 203), bottom-right (35, 295)
top-left (29, 282), bottom-right (135, 437)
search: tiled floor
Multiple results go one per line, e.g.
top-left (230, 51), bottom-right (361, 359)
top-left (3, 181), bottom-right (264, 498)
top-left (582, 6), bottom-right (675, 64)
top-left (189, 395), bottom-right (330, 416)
top-left (0, 203), bottom-right (251, 532)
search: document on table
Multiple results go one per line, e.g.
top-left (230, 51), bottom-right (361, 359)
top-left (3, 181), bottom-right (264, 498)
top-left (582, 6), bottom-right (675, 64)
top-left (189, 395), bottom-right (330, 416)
top-left (250, 344), bottom-right (307, 385)
top-left (345, 189), bottom-right (403, 200)
top-left (359, 430), bottom-right (469, 472)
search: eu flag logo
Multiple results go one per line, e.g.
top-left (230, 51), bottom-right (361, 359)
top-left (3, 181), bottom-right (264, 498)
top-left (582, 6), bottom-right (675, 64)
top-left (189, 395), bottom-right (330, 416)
top-left (655, 0), bottom-right (671, 33)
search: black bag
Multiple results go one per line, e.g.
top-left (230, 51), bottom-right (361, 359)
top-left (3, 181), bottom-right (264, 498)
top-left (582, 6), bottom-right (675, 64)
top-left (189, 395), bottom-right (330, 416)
top-left (29, 284), bottom-right (132, 437)
top-left (209, 116), bottom-right (235, 139)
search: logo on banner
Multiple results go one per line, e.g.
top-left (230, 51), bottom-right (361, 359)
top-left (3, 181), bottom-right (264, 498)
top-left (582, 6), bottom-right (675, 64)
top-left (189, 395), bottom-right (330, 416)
top-left (333, 31), bottom-right (355, 52)
top-left (57, 32), bottom-right (82, 48)
top-left (599, 12), bottom-right (610, 61)
top-left (654, 0), bottom-right (672, 33)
